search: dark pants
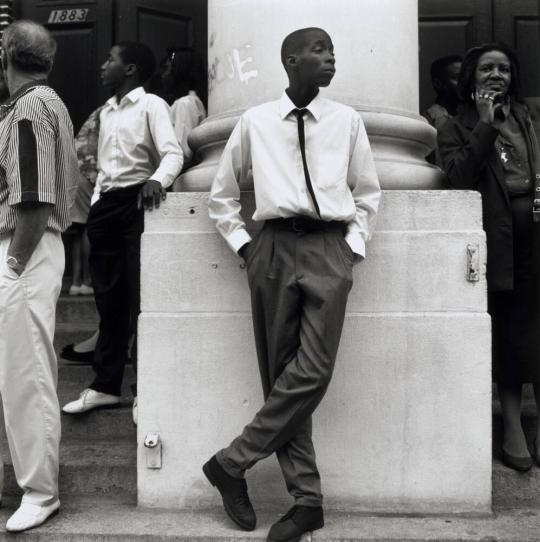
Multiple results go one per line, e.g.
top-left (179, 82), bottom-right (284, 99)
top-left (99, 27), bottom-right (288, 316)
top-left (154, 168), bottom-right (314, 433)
top-left (217, 219), bottom-right (354, 507)
top-left (87, 184), bottom-right (143, 396)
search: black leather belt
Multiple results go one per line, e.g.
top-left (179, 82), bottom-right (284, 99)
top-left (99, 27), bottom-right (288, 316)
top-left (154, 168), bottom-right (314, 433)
top-left (266, 217), bottom-right (345, 233)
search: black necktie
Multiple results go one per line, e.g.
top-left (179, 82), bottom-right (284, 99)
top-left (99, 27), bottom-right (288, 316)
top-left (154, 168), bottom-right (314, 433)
top-left (293, 108), bottom-right (321, 217)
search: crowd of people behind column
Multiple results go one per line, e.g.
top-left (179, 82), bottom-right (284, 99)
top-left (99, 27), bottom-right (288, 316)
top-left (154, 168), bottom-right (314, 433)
top-left (0, 15), bottom-right (539, 542)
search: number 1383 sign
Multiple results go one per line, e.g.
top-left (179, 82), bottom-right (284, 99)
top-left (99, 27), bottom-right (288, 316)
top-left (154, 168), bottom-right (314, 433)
top-left (48, 8), bottom-right (89, 23)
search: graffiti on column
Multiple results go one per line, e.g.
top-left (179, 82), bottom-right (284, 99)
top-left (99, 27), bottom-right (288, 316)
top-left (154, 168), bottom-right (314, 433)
top-left (208, 33), bottom-right (258, 92)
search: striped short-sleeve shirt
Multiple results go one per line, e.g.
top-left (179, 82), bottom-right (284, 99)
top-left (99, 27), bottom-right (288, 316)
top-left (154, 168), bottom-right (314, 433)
top-left (0, 80), bottom-right (79, 234)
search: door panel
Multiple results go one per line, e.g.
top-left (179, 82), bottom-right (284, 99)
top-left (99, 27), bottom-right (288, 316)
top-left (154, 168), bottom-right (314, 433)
top-left (115, 0), bottom-right (207, 105)
top-left (419, 0), bottom-right (539, 121)
top-left (494, 0), bottom-right (540, 99)
top-left (18, 0), bottom-right (112, 133)
top-left (419, 0), bottom-right (492, 114)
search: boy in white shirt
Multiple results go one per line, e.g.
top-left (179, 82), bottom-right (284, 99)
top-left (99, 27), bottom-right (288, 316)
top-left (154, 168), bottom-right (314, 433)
top-left (63, 42), bottom-right (183, 416)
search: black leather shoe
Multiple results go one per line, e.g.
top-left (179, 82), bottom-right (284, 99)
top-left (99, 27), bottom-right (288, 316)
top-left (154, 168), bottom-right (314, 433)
top-left (60, 344), bottom-right (94, 364)
top-left (202, 455), bottom-right (256, 531)
top-left (502, 448), bottom-right (533, 472)
top-left (267, 505), bottom-right (324, 542)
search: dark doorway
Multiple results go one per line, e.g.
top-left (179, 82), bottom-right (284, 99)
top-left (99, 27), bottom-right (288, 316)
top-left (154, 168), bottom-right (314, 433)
top-left (16, 0), bottom-right (113, 133)
top-left (14, 0), bottom-right (208, 132)
top-left (115, 0), bottom-right (207, 106)
top-left (419, 0), bottom-right (539, 116)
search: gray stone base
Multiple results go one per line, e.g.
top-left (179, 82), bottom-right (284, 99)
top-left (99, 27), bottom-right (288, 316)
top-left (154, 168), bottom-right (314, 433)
top-left (138, 191), bottom-right (491, 514)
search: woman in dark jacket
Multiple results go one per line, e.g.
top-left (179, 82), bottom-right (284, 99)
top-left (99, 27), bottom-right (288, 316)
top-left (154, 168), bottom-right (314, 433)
top-left (439, 43), bottom-right (540, 472)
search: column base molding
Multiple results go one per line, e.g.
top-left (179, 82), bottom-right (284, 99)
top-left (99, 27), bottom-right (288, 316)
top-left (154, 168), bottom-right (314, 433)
top-left (176, 106), bottom-right (444, 192)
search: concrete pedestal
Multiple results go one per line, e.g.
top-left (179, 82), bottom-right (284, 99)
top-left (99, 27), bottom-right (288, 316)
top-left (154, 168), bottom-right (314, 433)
top-left (138, 0), bottom-right (491, 516)
top-left (138, 190), bottom-right (491, 514)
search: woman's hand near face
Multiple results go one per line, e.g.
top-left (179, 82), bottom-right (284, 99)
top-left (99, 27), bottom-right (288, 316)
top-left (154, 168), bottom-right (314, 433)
top-left (475, 88), bottom-right (505, 128)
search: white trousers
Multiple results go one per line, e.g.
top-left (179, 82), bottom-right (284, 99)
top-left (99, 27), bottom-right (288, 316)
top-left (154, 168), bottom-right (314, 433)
top-left (0, 230), bottom-right (63, 505)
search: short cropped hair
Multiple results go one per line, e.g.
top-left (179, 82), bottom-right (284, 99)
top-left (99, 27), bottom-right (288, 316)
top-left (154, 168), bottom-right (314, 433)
top-left (430, 55), bottom-right (462, 83)
top-left (2, 20), bottom-right (57, 75)
top-left (457, 42), bottom-right (520, 104)
top-left (281, 27), bottom-right (330, 66)
top-left (116, 41), bottom-right (156, 84)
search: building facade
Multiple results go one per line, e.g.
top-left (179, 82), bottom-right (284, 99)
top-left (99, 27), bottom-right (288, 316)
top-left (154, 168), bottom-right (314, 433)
top-left (11, 0), bottom-right (540, 134)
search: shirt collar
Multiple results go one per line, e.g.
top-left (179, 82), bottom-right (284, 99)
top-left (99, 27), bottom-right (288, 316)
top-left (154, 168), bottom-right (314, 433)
top-left (278, 91), bottom-right (323, 121)
top-left (106, 86), bottom-right (146, 109)
top-left (0, 79), bottom-right (49, 119)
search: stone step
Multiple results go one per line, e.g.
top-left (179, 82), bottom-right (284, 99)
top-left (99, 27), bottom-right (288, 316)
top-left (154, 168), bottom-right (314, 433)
top-left (60, 406), bottom-right (136, 440)
top-left (56, 364), bottom-right (135, 441)
top-left (56, 295), bottom-right (99, 326)
top-left (493, 458), bottom-right (540, 508)
top-left (1, 439), bottom-right (136, 499)
top-left (0, 365), bottom-right (136, 441)
top-left (491, 408), bottom-right (540, 508)
top-left (0, 501), bottom-right (539, 541)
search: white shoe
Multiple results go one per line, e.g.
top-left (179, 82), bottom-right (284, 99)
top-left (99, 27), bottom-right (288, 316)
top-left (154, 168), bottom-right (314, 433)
top-left (132, 396), bottom-right (138, 426)
top-left (6, 500), bottom-right (60, 532)
top-left (68, 284), bottom-right (81, 296)
top-left (62, 388), bottom-right (121, 414)
top-left (79, 284), bottom-right (94, 296)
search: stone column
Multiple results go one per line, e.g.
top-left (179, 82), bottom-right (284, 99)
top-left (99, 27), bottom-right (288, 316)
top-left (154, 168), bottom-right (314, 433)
top-left (178, 0), bottom-right (443, 191)
top-left (139, 0), bottom-right (491, 515)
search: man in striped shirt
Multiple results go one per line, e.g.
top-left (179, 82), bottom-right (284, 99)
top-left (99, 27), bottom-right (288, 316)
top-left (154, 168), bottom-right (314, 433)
top-left (0, 20), bottom-right (78, 532)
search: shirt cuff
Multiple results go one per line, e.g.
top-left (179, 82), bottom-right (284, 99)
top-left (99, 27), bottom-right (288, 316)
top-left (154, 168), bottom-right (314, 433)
top-left (150, 172), bottom-right (177, 189)
top-left (226, 228), bottom-right (252, 254)
top-left (345, 230), bottom-right (366, 262)
top-left (9, 191), bottom-right (55, 206)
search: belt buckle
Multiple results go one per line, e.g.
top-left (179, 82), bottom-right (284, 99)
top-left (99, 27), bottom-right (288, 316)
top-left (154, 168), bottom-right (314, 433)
top-left (291, 218), bottom-right (305, 233)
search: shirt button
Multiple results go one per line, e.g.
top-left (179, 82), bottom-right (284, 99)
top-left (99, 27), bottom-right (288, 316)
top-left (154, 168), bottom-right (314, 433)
top-left (536, 173), bottom-right (540, 179)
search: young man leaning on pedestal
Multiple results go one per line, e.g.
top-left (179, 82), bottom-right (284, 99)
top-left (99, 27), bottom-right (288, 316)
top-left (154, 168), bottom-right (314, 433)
top-left (205, 27), bottom-right (381, 542)
top-left (62, 42), bottom-right (183, 422)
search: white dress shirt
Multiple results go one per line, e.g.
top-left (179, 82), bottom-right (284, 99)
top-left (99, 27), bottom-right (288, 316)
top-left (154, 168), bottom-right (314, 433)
top-left (171, 91), bottom-right (206, 164)
top-left (208, 91), bottom-right (381, 258)
top-left (92, 87), bottom-right (183, 203)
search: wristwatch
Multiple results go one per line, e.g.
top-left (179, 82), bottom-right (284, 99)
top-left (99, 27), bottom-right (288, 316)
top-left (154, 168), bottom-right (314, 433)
top-left (6, 255), bottom-right (24, 275)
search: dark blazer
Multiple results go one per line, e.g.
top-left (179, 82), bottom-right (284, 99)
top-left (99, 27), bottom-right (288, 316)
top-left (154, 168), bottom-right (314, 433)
top-left (438, 101), bottom-right (540, 292)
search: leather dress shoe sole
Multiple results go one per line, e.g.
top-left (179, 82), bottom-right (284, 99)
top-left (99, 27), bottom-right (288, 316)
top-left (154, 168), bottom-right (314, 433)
top-left (62, 402), bottom-right (121, 415)
top-left (502, 448), bottom-right (533, 472)
top-left (59, 344), bottom-right (94, 364)
top-left (202, 460), bottom-right (255, 531)
top-left (266, 505), bottom-right (324, 542)
top-left (267, 524), bottom-right (324, 542)
top-left (267, 536), bottom-right (303, 542)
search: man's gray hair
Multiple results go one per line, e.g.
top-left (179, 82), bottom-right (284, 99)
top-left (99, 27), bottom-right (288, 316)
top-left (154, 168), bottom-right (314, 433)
top-left (2, 20), bottom-right (57, 75)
